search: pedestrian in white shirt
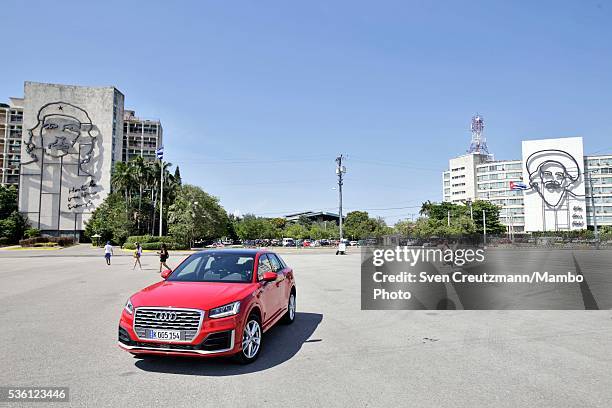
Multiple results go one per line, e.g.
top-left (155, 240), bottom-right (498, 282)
top-left (104, 241), bottom-right (113, 265)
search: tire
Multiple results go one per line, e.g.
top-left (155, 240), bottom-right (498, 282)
top-left (235, 314), bottom-right (262, 364)
top-left (281, 291), bottom-right (296, 325)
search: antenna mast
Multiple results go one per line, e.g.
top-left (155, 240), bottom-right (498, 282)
top-left (468, 114), bottom-right (489, 154)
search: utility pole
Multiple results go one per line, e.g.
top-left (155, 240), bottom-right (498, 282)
top-left (159, 161), bottom-right (164, 237)
top-left (447, 210), bottom-right (450, 227)
top-left (336, 154), bottom-right (346, 240)
top-left (483, 209), bottom-right (487, 246)
top-left (156, 146), bottom-right (164, 237)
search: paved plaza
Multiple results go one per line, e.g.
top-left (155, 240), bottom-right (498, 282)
top-left (1, 245), bottom-right (611, 407)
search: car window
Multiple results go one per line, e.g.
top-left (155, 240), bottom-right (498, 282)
top-left (168, 253), bottom-right (254, 283)
top-left (268, 254), bottom-right (283, 272)
top-left (257, 254), bottom-right (272, 281)
top-left (276, 254), bottom-right (287, 269)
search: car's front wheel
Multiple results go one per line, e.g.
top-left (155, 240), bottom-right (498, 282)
top-left (236, 314), bottom-right (262, 364)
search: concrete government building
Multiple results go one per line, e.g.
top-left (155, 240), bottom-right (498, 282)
top-left (442, 117), bottom-right (612, 233)
top-left (1, 82), bottom-right (162, 238)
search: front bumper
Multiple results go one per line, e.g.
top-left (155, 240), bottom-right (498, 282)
top-left (118, 308), bottom-right (242, 357)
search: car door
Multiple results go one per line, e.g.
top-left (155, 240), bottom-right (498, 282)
top-left (268, 253), bottom-right (291, 311)
top-left (256, 254), bottom-right (282, 327)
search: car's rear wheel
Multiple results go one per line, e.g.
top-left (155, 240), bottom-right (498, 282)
top-left (236, 314), bottom-right (262, 364)
top-left (281, 291), bottom-right (296, 324)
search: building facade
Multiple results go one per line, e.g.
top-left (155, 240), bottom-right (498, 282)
top-left (122, 110), bottom-right (162, 162)
top-left (443, 136), bottom-right (612, 232)
top-left (2, 81), bottom-right (163, 237)
top-left (0, 98), bottom-right (24, 186)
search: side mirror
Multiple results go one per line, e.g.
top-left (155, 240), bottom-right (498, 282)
top-left (262, 271), bottom-right (277, 282)
top-left (161, 269), bottom-right (172, 279)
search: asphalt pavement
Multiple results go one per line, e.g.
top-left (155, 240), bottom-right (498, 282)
top-left (1, 244), bottom-right (611, 407)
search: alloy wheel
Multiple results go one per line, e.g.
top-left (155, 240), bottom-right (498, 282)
top-left (242, 319), bottom-right (261, 359)
top-left (289, 294), bottom-right (296, 320)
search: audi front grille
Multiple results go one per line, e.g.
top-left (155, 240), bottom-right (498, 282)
top-left (133, 307), bottom-right (204, 342)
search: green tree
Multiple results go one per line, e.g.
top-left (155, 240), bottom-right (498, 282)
top-left (84, 193), bottom-right (134, 245)
top-left (395, 219), bottom-right (415, 236)
top-left (343, 211), bottom-right (389, 239)
top-left (471, 200), bottom-right (505, 234)
top-left (283, 223), bottom-right (309, 239)
top-left (168, 185), bottom-right (229, 246)
top-left (0, 185), bottom-right (29, 244)
top-left (0, 185), bottom-right (19, 219)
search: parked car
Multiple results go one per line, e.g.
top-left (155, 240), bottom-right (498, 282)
top-left (118, 249), bottom-right (296, 364)
top-left (282, 238), bottom-right (295, 247)
top-left (303, 239), bottom-right (312, 247)
top-left (349, 241), bottom-right (358, 246)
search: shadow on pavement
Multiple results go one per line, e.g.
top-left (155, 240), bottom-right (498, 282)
top-left (133, 312), bottom-right (323, 376)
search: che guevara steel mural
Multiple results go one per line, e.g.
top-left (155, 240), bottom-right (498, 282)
top-left (22, 102), bottom-right (99, 230)
top-left (525, 149), bottom-right (585, 230)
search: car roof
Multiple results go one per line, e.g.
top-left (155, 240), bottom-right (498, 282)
top-left (193, 248), bottom-right (270, 256)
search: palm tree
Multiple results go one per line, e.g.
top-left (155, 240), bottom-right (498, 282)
top-left (420, 200), bottom-right (434, 217)
top-left (131, 156), bottom-right (147, 232)
top-left (111, 162), bottom-right (136, 205)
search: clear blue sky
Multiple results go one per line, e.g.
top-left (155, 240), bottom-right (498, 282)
top-left (2, 0), bottom-right (611, 223)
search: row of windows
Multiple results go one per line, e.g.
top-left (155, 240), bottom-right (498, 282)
top-left (477, 172), bottom-right (523, 181)
top-left (589, 186), bottom-right (612, 194)
top-left (588, 176), bottom-right (612, 185)
top-left (476, 162), bottom-right (522, 173)
top-left (452, 190), bottom-right (466, 195)
top-left (500, 208), bottom-right (524, 216)
top-left (585, 215), bottom-right (612, 224)
top-left (490, 198), bottom-right (524, 206)
top-left (586, 158), bottom-right (612, 167)
top-left (451, 166), bottom-right (465, 172)
top-left (452, 182), bottom-right (466, 187)
top-left (477, 181), bottom-right (518, 190)
top-left (478, 190), bottom-right (524, 199)
top-left (451, 174), bottom-right (465, 180)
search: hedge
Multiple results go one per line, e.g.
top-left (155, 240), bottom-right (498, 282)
top-left (125, 235), bottom-right (177, 245)
top-left (19, 236), bottom-right (76, 247)
top-left (123, 241), bottom-right (188, 250)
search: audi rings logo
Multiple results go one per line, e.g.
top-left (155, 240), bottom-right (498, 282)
top-left (155, 311), bottom-right (178, 321)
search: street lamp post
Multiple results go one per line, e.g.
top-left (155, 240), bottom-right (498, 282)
top-left (483, 209), bottom-right (487, 247)
top-left (587, 170), bottom-right (600, 246)
top-left (336, 154), bottom-right (346, 240)
top-left (466, 199), bottom-right (473, 221)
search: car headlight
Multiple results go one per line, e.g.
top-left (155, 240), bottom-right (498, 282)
top-left (209, 301), bottom-right (240, 319)
top-left (124, 298), bottom-right (134, 315)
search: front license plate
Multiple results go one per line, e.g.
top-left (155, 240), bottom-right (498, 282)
top-left (145, 329), bottom-right (183, 341)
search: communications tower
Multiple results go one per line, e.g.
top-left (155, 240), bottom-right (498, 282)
top-left (468, 114), bottom-right (489, 155)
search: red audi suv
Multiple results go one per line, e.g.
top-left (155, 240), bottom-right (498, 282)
top-left (118, 249), bottom-right (296, 363)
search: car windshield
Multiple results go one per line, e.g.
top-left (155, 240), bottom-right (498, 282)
top-left (167, 252), bottom-right (255, 283)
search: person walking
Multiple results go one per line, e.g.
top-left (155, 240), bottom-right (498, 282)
top-left (133, 242), bottom-right (143, 270)
top-left (158, 243), bottom-right (170, 273)
top-left (104, 241), bottom-right (113, 265)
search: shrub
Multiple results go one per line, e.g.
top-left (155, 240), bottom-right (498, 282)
top-left (125, 235), bottom-right (176, 245)
top-left (0, 237), bottom-right (9, 246)
top-left (19, 236), bottom-right (76, 247)
top-left (124, 241), bottom-right (187, 250)
top-left (25, 228), bottom-right (41, 238)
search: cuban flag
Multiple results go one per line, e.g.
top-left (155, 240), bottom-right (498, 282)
top-left (156, 146), bottom-right (164, 160)
top-left (509, 181), bottom-right (528, 191)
